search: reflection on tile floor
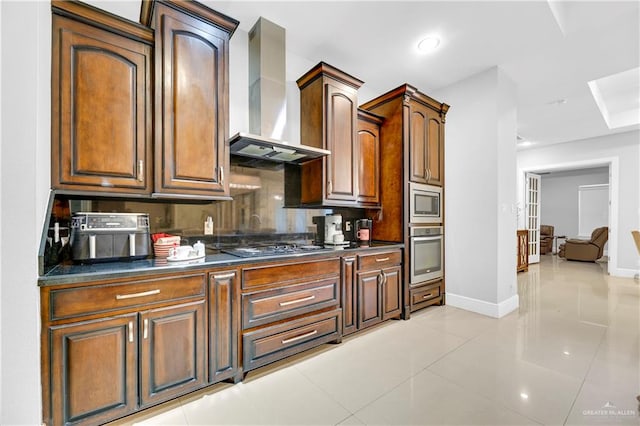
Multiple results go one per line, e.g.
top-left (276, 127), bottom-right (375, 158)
top-left (111, 256), bottom-right (640, 425)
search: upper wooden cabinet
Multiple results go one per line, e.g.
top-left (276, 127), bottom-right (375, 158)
top-left (409, 100), bottom-right (445, 186)
top-left (142, 1), bottom-right (238, 199)
top-left (51, 2), bottom-right (153, 194)
top-left (286, 62), bottom-right (368, 207)
top-left (362, 84), bottom-right (449, 188)
top-left (356, 110), bottom-right (382, 205)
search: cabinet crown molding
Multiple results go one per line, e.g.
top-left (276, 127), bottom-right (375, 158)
top-left (297, 61), bottom-right (364, 90)
top-left (140, 0), bottom-right (239, 35)
top-left (360, 84), bottom-right (450, 116)
top-left (52, 0), bottom-right (154, 44)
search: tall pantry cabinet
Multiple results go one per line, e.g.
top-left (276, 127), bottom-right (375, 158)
top-left (362, 85), bottom-right (449, 316)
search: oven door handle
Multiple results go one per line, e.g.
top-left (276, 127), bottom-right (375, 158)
top-left (411, 235), bottom-right (442, 242)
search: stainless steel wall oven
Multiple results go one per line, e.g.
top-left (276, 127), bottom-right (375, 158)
top-left (409, 225), bottom-right (443, 284)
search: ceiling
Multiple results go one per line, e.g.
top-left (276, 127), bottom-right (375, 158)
top-left (88, 0), bottom-right (640, 149)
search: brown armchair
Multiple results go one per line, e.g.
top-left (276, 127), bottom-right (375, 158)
top-left (540, 225), bottom-right (554, 255)
top-left (558, 227), bottom-right (608, 262)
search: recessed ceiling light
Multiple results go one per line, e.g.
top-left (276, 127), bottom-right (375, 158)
top-left (417, 36), bottom-right (440, 53)
top-left (548, 98), bottom-right (568, 106)
top-left (520, 392), bottom-right (529, 400)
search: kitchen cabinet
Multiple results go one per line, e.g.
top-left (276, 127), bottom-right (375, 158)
top-left (51, 1), bottom-right (153, 195)
top-left (408, 101), bottom-right (445, 186)
top-left (362, 84), bottom-right (449, 243)
top-left (286, 62), bottom-right (367, 207)
top-left (142, 1), bottom-right (238, 199)
top-left (356, 250), bottom-right (403, 329)
top-left (208, 270), bottom-right (240, 383)
top-left (356, 110), bottom-right (382, 205)
top-left (240, 256), bottom-right (342, 372)
top-left (346, 250), bottom-right (402, 333)
top-left (409, 280), bottom-right (444, 312)
top-left (341, 256), bottom-right (357, 336)
top-left (41, 272), bottom-right (208, 426)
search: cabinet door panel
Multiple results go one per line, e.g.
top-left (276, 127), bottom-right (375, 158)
top-left (156, 9), bottom-right (228, 195)
top-left (209, 271), bottom-right (238, 383)
top-left (357, 270), bottom-right (382, 329)
top-left (53, 16), bottom-right (151, 193)
top-left (427, 117), bottom-right (443, 185)
top-left (382, 266), bottom-right (402, 320)
top-left (325, 83), bottom-right (357, 201)
top-left (356, 120), bottom-right (380, 204)
top-left (50, 314), bottom-right (137, 426)
top-left (409, 107), bottom-right (428, 183)
top-left (341, 256), bottom-right (357, 336)
top-left (140, 300), bottom-right (206, 406)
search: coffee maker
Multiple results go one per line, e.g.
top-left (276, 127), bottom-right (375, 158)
top-left (312, 214), bottom-right (349, 247)
top-left (355, 219), bottom-right (373, 246)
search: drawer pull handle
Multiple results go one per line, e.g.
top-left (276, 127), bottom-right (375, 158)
top-left (279, 295), bottom-right (315, 307)
top-left (375, 257), bottom-right (390, 262)
top-left (128, 321), bottom-right (134, 343)
top-left (143, 318), bottom-right (149, 339)
top-left (213, 272), bottom-right (235, 280)
top-left (281, 329), bottom-right (318, 345)
top-left (422, 293), bottom-right (434, 299)
top-left (116, 289), bottom-right (160, 300)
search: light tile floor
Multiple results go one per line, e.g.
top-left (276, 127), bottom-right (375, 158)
top-left (111, 255), bottom-right (640, 425)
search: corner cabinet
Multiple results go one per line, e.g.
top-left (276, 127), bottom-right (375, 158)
top-left (51, 1), bottom-right (153, 194)
top-left (142, 1), bottom-right (238, 199)
top-left (286, 62), bottom-right (369, 207)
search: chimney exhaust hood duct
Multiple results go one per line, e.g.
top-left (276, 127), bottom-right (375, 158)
top-left (229, 17), bottom-right (329, 166)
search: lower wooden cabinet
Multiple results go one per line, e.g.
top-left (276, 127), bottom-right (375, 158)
top-left (139, 301), bottom-right (206, 407)
top-left (343, 249), bottom-right (403, 336)
top-left (517, 229), bottom-right (529, 272)
top-left (208, 270), bottom-right (239, 383)
top-left (409, 280), bottom-right (444, 312)
top-left (49, 314), bottom-right (138, 426)
top-left (40, 269), bottom-right (237, 426)
top-left (240, 256), bottom-right (342, 373)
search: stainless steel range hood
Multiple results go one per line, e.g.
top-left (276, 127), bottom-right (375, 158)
top-left (229, 17), bottom-right (329, 166)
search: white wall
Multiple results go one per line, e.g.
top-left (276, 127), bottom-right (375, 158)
top-left (540, 168), bottom-right (609, 238)
top-left (0, 1), bottom-right (50, 424)
top-left (433, 67), bottom-right (519, 318)
top-left (518, 131), bottom-right (640, 277)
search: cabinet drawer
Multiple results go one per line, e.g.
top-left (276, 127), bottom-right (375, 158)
top-left (243, 309), bottom-right (341, 372)
top-left (49, 274), bottom-right (206, 321)
top-left (358, 250), bottom-right (401, 271)
top-left (242, 257), bottom-right (339, 290)
top-left (410, 283), bottom-right (442, 309)
top-left (243, 278), bottom-right (339, 329)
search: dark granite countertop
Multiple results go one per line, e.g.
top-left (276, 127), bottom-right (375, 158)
top-left (39, 242), bottom-right (404, 286)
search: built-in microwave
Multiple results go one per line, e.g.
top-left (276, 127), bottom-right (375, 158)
top-left (409, 182), bottom-right (442, 224)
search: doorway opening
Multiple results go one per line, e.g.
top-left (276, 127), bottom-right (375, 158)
top-left (518, 157), bottom-right (618, 274)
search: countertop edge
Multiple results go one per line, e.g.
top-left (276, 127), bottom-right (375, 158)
top-left (38, 243), bottom-right (404, 286)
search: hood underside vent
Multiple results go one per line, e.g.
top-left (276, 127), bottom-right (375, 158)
top-left (229, 132), bottom-right (329, 165)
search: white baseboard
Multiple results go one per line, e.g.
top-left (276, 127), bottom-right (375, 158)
top-left (446, 293), bottom-right (519, 318)
top-left (609, 267), bottom-right (640, 279)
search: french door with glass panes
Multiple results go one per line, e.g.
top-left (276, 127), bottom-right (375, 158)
top-left (526, 172), bottom-right (541, 264)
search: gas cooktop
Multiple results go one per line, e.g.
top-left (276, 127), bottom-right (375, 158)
top-left (222, 243), bottom-right (330, 258)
